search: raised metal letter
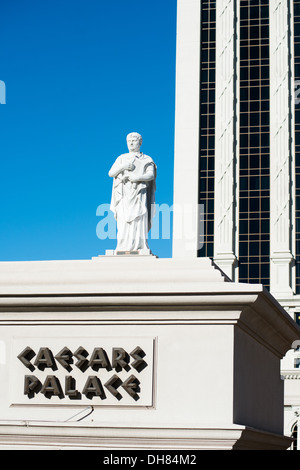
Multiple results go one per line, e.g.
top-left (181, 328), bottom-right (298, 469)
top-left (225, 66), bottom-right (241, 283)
top-left (34, 348), bottom-right (57, 370)
top-left (74, 346), bottom-right (89, 371)
top-left (88, 348), bottom-right (110, 370)
top-left (130, 346), bottom-right (147, 372)
top-left (65, 376), bottom-right (81, 399)
top-left (121, 374), bottom-right (140, 400)
top-left (112, 348), bottom-right (129, 370)
top-left (104, 374), bottom-right (122, 400)
top-left (82, 376), bottom-right (106, 399)
top-left (55, 347), bottom-right (73, 371)
top-left (24, 375), bottom-right (41, 398)
top-left (18, 347), bottom-right (36, 371)
top-left (41, 375), bottom-right (63, 398)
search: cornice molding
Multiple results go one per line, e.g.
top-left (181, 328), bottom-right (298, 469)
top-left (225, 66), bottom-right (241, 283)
top-left (0, 422), bottom-right (292, 450)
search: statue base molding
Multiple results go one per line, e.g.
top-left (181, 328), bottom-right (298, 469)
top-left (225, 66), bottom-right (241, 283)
top-left (103, 248), bottom-right (155, 257)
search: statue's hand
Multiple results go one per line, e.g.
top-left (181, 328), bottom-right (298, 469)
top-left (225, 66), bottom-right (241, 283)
top-left (123, 162), bottom-right (135, 171)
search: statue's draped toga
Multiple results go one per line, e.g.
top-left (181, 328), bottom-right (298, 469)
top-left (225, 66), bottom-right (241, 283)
top-left (109, 133), bottom-right (156, 252)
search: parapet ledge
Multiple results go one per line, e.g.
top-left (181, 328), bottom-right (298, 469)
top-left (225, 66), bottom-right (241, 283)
top-left (0, 257), bottom-right (230, 296)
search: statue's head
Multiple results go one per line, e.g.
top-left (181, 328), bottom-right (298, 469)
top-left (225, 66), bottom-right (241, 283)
top-left (127, 132), bottom-right (143, 152)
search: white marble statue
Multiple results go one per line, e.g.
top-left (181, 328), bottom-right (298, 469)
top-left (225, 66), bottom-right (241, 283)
top-left (108, 132), bottom-right (156, 252)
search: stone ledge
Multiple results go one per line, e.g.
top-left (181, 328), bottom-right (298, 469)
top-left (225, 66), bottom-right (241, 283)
top-left (0, 422), bottom-right (292, 450)
top-left (0, 257), bottom-right (229, 296)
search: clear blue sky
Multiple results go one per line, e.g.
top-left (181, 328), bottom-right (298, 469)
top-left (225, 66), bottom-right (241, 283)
top-left (0, 0), bottom-right (177, 261)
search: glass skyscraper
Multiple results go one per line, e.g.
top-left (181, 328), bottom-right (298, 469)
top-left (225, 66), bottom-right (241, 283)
top-left (173, 0), bottom-right (300, 446)
top-left (174, 0), bottom-right (300, 314)
top-left (198, 0), bottom-right (271, 289)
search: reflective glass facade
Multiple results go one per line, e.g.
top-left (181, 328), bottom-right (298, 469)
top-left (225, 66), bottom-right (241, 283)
top-left (197, 1), bottom-right (300, 296)
top-left (198, 0), bottom-right (216, 258)
top-left (238, 0), bottom-right (270, 289)
top-left (294, 0), bottom-right (300, 293)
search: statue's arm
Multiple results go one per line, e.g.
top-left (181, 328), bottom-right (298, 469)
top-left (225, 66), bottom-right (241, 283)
top-left (129, 163), bottom-right (155, 183)
top-left (108, 158), bottom-right (124, 178)
top-left (109, 157), bottom-right (134, 178)
top-left (141, 165), bottom-right (155, 181)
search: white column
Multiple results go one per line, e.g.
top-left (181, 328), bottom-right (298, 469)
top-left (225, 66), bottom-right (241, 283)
top-left (269, 0), bottom-right (294, 296)
top-left (213, 0), bottom-right (237, 280)
top-left (172, 0), bottom-right (201, 258)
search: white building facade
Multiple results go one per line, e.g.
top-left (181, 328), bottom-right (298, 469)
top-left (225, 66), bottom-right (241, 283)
top-left (173, 0), bottom-right (300, 449)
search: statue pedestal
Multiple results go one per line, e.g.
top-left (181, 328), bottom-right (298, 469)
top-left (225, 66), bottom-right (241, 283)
top-left (103, 248), bottom-right (155, 256)
top-left (0, 257), bottom-right (298, 450)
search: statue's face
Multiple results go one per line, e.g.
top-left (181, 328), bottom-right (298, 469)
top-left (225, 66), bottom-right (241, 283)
top-left (127, 135), bottom-right (142, 153)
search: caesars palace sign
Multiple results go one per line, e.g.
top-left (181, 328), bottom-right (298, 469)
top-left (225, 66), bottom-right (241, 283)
top-left (11, 338), bottom-right (155, 407)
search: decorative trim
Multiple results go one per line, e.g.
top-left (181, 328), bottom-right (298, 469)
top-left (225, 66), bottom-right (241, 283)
top-left (269, 0), bottom-right (294, 294)
top-left (0, 422), bottom-right (292, 450)
top-left (214, 0), bottom-right (236, 262)
top-left (281, 370), bottom-right (300, 380)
